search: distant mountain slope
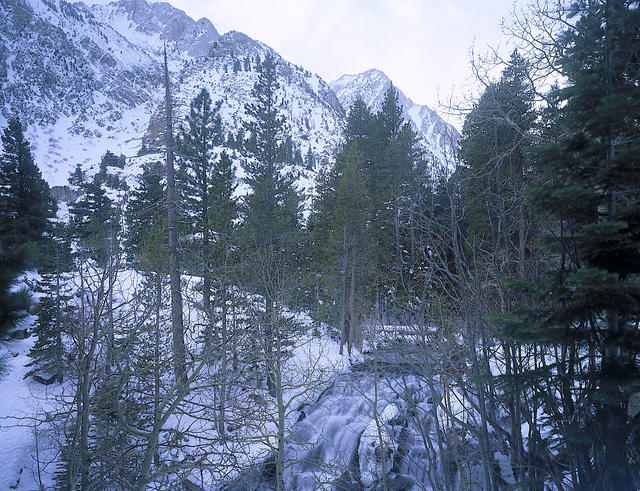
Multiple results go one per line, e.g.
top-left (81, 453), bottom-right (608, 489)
top-left (1, 0), bottom-right (456, 190)
top-left (0, 0), bottom-right (345, 188)
top-left (331, 69), bottom-right (459, 166)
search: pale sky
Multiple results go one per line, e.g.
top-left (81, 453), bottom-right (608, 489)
top-left (172, 0), bottom-right (518, 115)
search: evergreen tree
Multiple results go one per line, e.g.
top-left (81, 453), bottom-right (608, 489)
top-left (26, 222), bottom-right (73, 383)
top-left (309, 142), bottom-right (374, 351)
top-left (125, 161), bottom-right (168, 273)
top-left (241, 52), bottom-right (303, 489)
top-left (99, 150), bottom-right (126, 170)
top-left (307, 163), bottom-right (341, 324)
top-left (0, 243), bottom-right (29, 335)
top-left (68, 163), bottom-right (85, 188)
top-left (332, 143), bottom-right (373, 354)
top-left (0, 117), bottom-right (56, 261)
top-left (96, 151), bottom-right (128, 190)
top-left (207, 150), bottom-right (238, 436)
top-left (344, 96), bottom-right (376, 156)
top-left (459, 51), bottom-right (535, 267)
top-left (0, 117), bottom-right (55, 333)
top-left (69, 174), bottom-right (119, 267)
top-left (209, 150), bottom-right (237, 283)
top-left (458, 51), bottom-right (538, 484)
top-left (377, 85), bottom-right (403, 141)
top-left (304, 146), bottom-right (315, 170)
top-left (177, 87), bottom-right (222, 315)
top-left (242, 51), bottom-right (302, 391)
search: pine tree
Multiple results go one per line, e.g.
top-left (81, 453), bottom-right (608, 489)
top-left (0, 243), bottom-right (29, 335)
top-left (26, 222), bottom-right (73, 383)
top-left (307, 164), bottom-right (341, 324)
top-left (0, 117), bottom-right (56, 261)
top-left (209, 150), bottom-right (237, 283)
top-left (458, 50), bottom-right (538, 484)
top-left (377, 85), bottom-right (403, 141)
top-left (304, 146), bottom-right (315, 170)
top-left (68, 163), bottom-right (85, 188)
top-left (125, 161), bottom-right (167, 273)
top-left (344, 96), bottom-right (377, 155)
top-left (208, 150), bottom-right (238, 437)
top-left (332, 143), bottom-right (373, 354)
top-left (349, 88), bottom-right (418, 318)
top-left (459, 51), bottom-right (535, 267)
top-left (177, 87), bottom-right (222, 315)
top-left (242, 51), bottom-right (302, 304)
top-left (96, 151), bottom-right (128, 190)
top-left (69, 174), bottom-right (119, 267)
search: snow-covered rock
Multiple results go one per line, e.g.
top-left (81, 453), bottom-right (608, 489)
top-left (358, 402), bottom-right (401, 487)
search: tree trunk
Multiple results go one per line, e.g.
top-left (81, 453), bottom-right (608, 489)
top-left (274, 319), bottom-right (286, 491)
top-left (265, 296), bottom-right (275, 396)
top-left (153, 271), bottom-right (162, 466)
top-left (339, 225), bottom-right (348, 355)
top-left (163, 47), bottom-right (187, 386)
top-left (202, 182), bottom-right (211, 317)
top-left (54, 250), bottom-right (63, 383)
top-left (219, 293), bottom-right (228, 440)
top-left (348, 252), bottom-right (357, 355)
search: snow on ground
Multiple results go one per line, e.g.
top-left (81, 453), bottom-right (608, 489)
top-left (0, 321), bottom-right (57, 490)
top-left (0, 268), bottom-right (351, 489)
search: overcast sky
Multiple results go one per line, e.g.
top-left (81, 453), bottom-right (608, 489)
top-left (171, 0), bottom-right (518, 116)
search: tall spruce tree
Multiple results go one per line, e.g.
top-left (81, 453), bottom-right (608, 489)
top-left (242, 51), bottom-right (301, 489)
top-left (208, 150), bottom-right (238, 437)
top-left (208, 150), bottom-right (237, 299)
top-left (126, 161), bottom-right (168, 273)
top-left (26, 222), bottom-right (73, 383)
top-left (0, 117), bottom-right (56, 257)
top-left (459, 50), bottom-right (538, 484)
top-left (332, 143), bottom-right (373, 355)
top-left (243, 51), bottom-right (302, 386)
top-left (69, 174), bottom-right (119, 267)
top-left (177, 88), bottom-right (222, 316)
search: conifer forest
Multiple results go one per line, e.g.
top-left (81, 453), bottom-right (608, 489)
top-left (0, 0), bottom-right (639, 489)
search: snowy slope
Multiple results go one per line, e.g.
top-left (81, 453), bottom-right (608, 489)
top-left (0, 0), bottom-right (162, 185)
top-left (0, 0), bottom-right (345, 190)
top-left (331, 69), bottom-right (459, 167)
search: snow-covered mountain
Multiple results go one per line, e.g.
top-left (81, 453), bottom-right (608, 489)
top-left (331, 69), bottom-right (459, 166)
top-left (0, 0), bottom-right (345, 188)
top-left (1, 0), bottom-right (455, 190)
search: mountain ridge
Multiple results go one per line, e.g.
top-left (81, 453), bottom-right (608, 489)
top-left (1, 0), bottom-right (457, 189)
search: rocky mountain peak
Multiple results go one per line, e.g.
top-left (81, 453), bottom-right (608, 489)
top-left (331, 69), bottom-right (459, 166)
top-left (90, 0), bottom-right (220, 57)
